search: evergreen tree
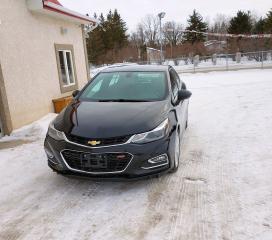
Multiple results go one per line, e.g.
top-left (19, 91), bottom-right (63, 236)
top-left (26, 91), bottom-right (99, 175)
top-left (86, 10), bottom-right (128, 64)
top-left (228, 11), bottom-right (253, 34)
top-left (183, 10), bottom-right (208, 44)
top-left (86, 13), bottom-right (106, 64)
top-left (264, 10), bottom-right (272, 33)
top-left (253, 18), bottom-right (266, 34)
top-left (112, 9), bottom-right (128, 48)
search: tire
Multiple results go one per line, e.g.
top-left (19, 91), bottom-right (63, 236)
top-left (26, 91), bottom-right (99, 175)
top-left (170, 130), bottom-right (180, 173)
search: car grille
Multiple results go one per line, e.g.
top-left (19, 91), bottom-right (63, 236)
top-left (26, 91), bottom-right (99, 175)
top-left (66, 134), bottom-right (131, 147)
top-left (61, 150), bottom-right (132, 173)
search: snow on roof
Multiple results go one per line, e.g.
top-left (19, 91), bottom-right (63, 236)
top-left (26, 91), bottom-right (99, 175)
top-left (146, 47), bottom-right (161, 52)
top-left (27, 0), bottom-right (98, 25)
top-left (45, 0), bottom-right (63, 6)
top-left (204, 40), bottom-right (227, 47)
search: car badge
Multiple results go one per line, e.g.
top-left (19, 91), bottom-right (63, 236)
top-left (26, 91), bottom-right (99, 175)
top-left (88, 140), bottom-right (101, 146)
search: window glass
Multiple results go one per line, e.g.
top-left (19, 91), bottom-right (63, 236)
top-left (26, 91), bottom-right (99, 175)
top-left (169, 69), bottom-right (179, 99)
top-left (58, 50), bottom-right (75, 87)
top-left (109, 74), bottom-right (119, 86)
top-left (84, 79), bottom-right (103, 98)
top-left (55, 44), bottom-right (77, 93)
top-left (173, 70), bottom-right (181, 89)
top-left (66, 51), bottom-right (75, 84)
top-left (80, 71), bottom-right (168, 101)
top-left (58, 51), bottom-right (68, 85)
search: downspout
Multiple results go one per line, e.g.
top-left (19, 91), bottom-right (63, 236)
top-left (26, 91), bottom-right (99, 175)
top-left (0, 61), bottom-right (13, 135)
top-left (81, 24), bottom-right (90, 81)
top-left (81, 21), bottom-right (99, 81)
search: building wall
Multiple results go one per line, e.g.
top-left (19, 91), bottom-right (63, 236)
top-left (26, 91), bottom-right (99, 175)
top-left (0, 0), bottom-right (89, 131)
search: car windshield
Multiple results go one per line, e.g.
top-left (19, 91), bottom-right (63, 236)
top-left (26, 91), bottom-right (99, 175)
top-left (80, 71), bottom-right (168, 102)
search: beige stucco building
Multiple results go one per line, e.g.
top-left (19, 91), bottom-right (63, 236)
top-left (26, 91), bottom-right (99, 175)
top-left (0, 0), bottom-right (98, 136)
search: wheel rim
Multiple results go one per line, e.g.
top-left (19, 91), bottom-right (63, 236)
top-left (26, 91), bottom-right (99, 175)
top-left (175, 133), bottom-right (180, 167)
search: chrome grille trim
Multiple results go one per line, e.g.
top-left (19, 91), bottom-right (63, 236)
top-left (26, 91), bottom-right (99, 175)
top-left (63, 134), bottom-right (134, 149)
top-left (60, 149), bottom-right (133, 175)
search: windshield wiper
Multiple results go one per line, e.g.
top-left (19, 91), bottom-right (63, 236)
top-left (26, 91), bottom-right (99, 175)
top-left (98, 99), bottom-right (151, 102)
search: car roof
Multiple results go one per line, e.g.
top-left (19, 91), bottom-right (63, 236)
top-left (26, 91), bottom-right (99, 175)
top-left (100, 64), bottom-right (170, 73)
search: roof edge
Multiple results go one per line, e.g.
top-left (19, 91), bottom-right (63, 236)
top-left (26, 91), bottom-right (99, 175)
top-left (26, 0), bottom-right (99, 25)
top-left (43, 1), bottom-right (98, 24)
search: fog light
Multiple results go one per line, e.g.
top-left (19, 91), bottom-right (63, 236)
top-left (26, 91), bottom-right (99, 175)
top-left (148, 154), bottom-right (168, 164)
top-left (142, 154), bottom-right (169, 170)
top-left (44, 148), bottom-right (54, 159)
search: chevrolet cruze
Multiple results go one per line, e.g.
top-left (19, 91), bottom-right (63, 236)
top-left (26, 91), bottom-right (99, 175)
top-left (44, 65), bottom-right (191, 179)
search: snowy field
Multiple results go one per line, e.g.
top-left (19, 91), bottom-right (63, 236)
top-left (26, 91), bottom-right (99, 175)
top-left (0, 69), bottom-right (272, 240)
top-left (90, 60), bottom-right (272, 77)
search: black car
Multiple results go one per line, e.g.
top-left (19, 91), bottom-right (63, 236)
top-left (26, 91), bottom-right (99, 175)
top-left (44, 65), bottom-right (191, 179)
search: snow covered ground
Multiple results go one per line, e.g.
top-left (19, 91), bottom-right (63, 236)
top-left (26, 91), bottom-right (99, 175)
top-left (0, 69), bottom-right (272, 240)
top-left (90, 60), bottom-right (272, 76)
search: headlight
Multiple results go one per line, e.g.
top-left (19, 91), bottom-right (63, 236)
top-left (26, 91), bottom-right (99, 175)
top-left (131, 119), bottom-right (169, 144)
top-left (48, 122), bottom-right (65, 141)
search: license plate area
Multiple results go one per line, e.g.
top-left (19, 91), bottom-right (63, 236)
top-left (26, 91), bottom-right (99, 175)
top-left (81, 153), bottom-right (107, 169)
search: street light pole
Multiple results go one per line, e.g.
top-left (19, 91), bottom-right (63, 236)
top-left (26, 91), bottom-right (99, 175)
top-left (158, 12), bottom-right (166, 64)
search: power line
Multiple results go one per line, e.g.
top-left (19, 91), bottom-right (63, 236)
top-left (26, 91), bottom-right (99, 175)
top-left (182, 30), bottom-right (272, 38)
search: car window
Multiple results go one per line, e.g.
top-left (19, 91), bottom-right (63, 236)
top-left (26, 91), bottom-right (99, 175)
top-left (173, 69), bottom-right (181, 89)
top-left (174, 71), bottom-right (186, 89)
top-left (89, 79), bottom-right (102, 96)
top-left (109, 74), bottom-right (119, 86)
top-left (80, 71), bottom-right (168, 101)
top-left (169, 69), bottom-right (179, 101)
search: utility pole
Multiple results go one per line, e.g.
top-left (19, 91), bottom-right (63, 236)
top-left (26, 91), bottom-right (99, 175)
top-left (166, 28), bottom-right (175, 59)
top-left (158, 12), bottom-right (166, 64)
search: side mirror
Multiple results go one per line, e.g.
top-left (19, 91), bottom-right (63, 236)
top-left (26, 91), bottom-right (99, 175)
top-left (72, 90), bottom-right (80, 98)
top-left (178, 89), bottom-right (192, 101)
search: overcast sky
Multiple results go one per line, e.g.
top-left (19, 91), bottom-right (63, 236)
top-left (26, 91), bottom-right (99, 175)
top-left (60, 0), bottom-right (271, 31)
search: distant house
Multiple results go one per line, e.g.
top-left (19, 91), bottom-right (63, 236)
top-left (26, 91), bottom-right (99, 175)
top-left (0, 0), bottom-right (98, 136)
top-left (204, 40), bottom-right (227, 53)
top-left (146, 47), bottom-right (162, 63)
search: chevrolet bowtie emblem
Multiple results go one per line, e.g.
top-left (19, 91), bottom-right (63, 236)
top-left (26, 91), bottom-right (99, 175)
top-left (88, 140), bottom-right (101, 146)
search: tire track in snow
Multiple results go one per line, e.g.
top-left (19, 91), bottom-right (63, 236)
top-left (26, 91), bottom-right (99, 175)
top-left (166, 131), bottom-right (194, 240)
top-left (133, 129), bottom-right (191, 240)
top-left (166, 127), bottom-right (211, 240)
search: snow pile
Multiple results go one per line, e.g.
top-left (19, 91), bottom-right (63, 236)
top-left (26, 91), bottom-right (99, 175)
top-left (0, 113), bottom-right (56, 143)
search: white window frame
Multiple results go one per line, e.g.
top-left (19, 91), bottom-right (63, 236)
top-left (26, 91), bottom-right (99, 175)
top-left (58, 50), bottom-right (75, 87)
top-left (55, 44), bottom-right (78, 93)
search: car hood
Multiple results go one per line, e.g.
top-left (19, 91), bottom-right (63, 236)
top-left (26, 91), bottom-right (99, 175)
top-left (54, 100), bottom-right (170, 139)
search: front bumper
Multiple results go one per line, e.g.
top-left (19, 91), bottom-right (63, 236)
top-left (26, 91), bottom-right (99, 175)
top-left (44, 132), bottom-right (176, 179)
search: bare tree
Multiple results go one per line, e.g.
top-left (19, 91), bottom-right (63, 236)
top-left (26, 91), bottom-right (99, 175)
top-left (140, 14), bottom-right (160, 47)
top-left (210, 14), bottom-right (230, 33)
top-left (129, 24), bottom-right (148, 61)
top-left (131, 24), bottom-right (146, 46)
top-left (163, 21), bottom-right (183, 46)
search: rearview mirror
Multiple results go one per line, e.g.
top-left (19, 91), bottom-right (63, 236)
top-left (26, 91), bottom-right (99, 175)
top-left (178, 89), bottom-right (192, 101)
top-left (72, 90), bottom-right (80, 98)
